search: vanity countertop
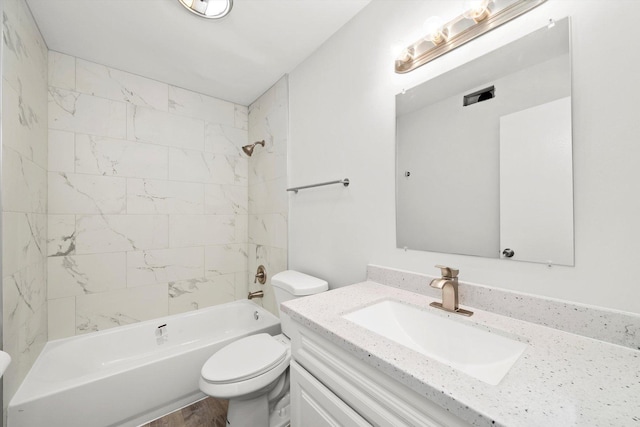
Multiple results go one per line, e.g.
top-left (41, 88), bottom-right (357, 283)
top-left (281, 281), bottom-right (640, 427)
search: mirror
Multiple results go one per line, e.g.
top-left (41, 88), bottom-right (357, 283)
top-left (396, 18), bottom-right (573, 266)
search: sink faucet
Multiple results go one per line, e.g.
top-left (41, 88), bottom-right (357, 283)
top-left (429, 265), bottom-right (473, 317)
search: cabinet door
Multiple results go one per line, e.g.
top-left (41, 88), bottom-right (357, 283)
top-left (290, 361), bottom-right (371, 427)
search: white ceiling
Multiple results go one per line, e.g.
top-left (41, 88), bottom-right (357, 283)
top-left (26, 0), bottom-right (371, 105)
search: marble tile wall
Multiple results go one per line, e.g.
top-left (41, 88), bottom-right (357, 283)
top-left (47, 51), bottom-right (250, 339)
top-left (2, 0), bottom-right (49, 408)
top-left (247, 77), bottom-right (289, 315)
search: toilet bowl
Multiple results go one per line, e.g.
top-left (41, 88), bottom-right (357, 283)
top-left (199, 270), bottom-right (328, 427)
top-left (200, 333), bottom-right (291, 427)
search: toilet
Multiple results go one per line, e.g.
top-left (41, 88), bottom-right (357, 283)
top-left (199, 270), bottom-right (328, 427)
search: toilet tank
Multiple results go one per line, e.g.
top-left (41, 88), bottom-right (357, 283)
top-left (271, 270), bottom-right (328, 338)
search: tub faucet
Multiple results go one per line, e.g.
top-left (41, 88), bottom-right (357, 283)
top-left (429, 265), bottom-right (473, 317)
top-left (248, 290), bottom-right (264, 300)
top-left (254, 265), bottom-right (266, 284)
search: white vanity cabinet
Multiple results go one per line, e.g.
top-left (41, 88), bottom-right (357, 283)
top-left (289, 324), bottom-right (472, 427)
top-left (291, 361), bottom-right (370, 426)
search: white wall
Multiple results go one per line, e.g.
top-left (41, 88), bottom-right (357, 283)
top-left (289, 0), bottom-right (640, 314)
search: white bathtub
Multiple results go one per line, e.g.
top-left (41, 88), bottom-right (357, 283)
top-left (8, 300), bottom-right (281, 427)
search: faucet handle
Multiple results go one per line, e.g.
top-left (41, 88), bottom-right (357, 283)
top-left (435, 265), bottom-right (459, 279)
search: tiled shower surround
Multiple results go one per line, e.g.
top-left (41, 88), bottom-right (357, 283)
top-left (247, 77), bottom-right (289, 315)
top-left (2, 0), bottom-right (49, 406)
top-left (47, 51), bottom-right (253, 338)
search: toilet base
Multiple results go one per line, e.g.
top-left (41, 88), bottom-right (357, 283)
top-left (269, 392), bottom-right (290, 427)
top-left (226, 392), bottom-right (290, 427)
top-left (227, 394), bottom-right (269, 427)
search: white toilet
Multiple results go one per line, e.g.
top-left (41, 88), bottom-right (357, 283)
top-left (199, 270), bottom-right (328, 427)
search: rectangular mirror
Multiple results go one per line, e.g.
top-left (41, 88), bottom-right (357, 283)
top-left (396, 18), bottom-right (573, 266)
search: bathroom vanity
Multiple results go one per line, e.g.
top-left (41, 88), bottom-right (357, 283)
top-left (282, 267), bottom-right (640, 426)
top-left (288, 318), bottom-right (471, 426)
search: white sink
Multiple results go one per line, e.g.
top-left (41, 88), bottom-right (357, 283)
top-left (342, 300), bottom-right (526, 385)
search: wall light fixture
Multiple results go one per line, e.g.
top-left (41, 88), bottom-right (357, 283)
top-left (395, 0), bottom-right (547, 73)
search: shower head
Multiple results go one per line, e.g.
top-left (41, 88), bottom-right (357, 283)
top-left (242, 140), bottom-right (265, 157)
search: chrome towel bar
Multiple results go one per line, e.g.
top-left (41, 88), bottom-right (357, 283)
top-left (287, 178), bottom-right (350, 193)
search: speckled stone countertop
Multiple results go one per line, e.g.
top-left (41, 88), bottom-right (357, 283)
top-left (281, 281), bottom-right (640, 427)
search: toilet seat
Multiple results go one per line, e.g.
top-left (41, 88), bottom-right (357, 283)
top-left (200, 334), bottom-right (291, 399)
top-left (202, 334), bottom-right (287, 384)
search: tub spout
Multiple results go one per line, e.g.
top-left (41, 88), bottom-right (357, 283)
top-left (248, 290), bottom-right (264, 300)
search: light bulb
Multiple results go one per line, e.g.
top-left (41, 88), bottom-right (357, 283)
top-left (423, 17), bottom-right (447, 45)
top-left (397, 46), bottom-right (415, 63)
top-left (391, 42), bottom-right (409, 61)
top-left (462, 0), bottom-right (492, 23)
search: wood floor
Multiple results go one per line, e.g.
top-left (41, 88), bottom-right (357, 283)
top-left (140, 397), bottom-right (228, 427)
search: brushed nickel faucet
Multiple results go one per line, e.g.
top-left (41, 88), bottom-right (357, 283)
top-left (429, 265), bottom-right (473, 317)
top-left (254, 265), bottom-right (266, 284)
top-left (248, 290), bottom-right (264, 300)
top-left (249, 265), bottom-right (266, 300)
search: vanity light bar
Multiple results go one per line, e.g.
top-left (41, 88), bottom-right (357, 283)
top-left (395, 0), bottom-right (547, 74)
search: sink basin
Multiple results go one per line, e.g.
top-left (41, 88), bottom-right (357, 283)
top-left (342, 300), bottom-right (526, 385)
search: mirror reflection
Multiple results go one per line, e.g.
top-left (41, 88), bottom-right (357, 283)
top-left (396, 18), bottom-right (574, 266)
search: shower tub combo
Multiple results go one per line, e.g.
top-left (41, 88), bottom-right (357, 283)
top-left (8, 300), bottom-right (280, 427)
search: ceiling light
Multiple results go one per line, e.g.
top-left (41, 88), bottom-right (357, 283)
top-left (177, 0), bottom-right (233, 19)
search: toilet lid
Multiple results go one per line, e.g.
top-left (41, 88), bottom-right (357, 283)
top-left (201, 333), bottom-right (288, 384)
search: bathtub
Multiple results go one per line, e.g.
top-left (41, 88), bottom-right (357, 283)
top-left (8, 300), bottom-right (281, 427)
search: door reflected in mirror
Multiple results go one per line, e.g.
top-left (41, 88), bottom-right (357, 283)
top-left (396, 17), bottom-right (574, 266)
